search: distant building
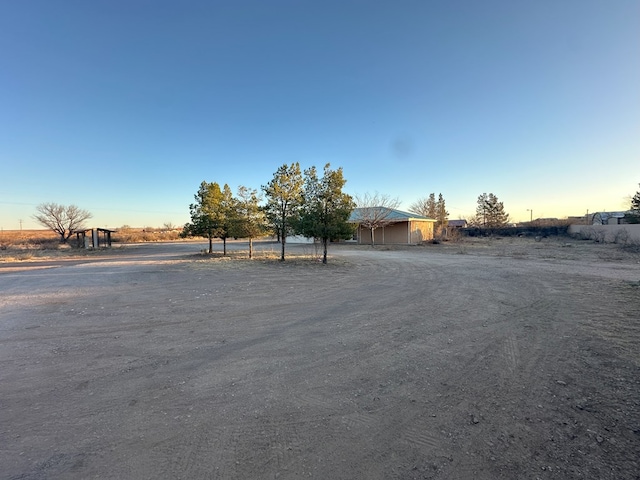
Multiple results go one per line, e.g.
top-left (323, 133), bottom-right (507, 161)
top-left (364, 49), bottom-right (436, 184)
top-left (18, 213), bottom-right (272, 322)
top-left (447, 219), bottom-right (467, 228)
top-left (591, 211), bottom-right (631, 225)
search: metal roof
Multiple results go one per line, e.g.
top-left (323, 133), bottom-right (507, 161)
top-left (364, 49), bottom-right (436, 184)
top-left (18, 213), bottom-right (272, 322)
top-left (349, 207), bottom-right (436, 223)
top-left (591, 211), bottom-right (630, 225)
top-left (447, 219), bottom-right (467, 227)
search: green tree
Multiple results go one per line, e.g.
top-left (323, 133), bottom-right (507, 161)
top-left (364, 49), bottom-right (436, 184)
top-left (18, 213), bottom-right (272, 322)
top-left (262, 163), bottom-right (304, 261)
top-left (631, 188), bottom-right (640, 213)
top-left (297, 164), bottom-right (355, 264)
top-left (217, 183), bottom-right (237, 255)
top-left (435, 193), bottom-right (449, 233)
top-left (262, 204), bottom-right (282, 242)
top-left (233, 186), bottom-right (266, 259)
top-left (182, 181), bottom-right (235, 254)
top-left (33, 203), bottom-right (92, 243)
top-left (473, 193), bottom-right (510, 227)
top-left (631, 184), bottom-right (640, 212)
top-left (472, 193), bottom-right (488, 227)
top-left (627, 183), bottom-right (640, 223)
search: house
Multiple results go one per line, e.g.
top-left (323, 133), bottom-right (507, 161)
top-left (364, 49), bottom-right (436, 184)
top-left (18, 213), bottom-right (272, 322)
top-left (349, 207), bottom-right (436, 245)
top-left (591, 211), bottom-right (630, 225)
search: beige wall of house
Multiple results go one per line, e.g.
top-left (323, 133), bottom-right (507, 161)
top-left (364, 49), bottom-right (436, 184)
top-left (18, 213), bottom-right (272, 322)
top-left (410, 220), bottom-right (434, 243)
top-left (357, 220), bottom-right (435, 245)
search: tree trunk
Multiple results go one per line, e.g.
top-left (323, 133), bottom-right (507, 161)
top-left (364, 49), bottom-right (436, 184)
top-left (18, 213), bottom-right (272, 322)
top-left (370, 227), bottom-right (375, 247)
top-left (208, 234), bottom-right (213, 254)
top-left (322, 237), bottom-right (328, 264)
top-left (280, 212), bottom-right (286, 261)
top-left (249, 238), bottom-right (253, 259)
top-left (281, 236), bottom-right (286, 261)
top-left (223, 237), bottom-right (227, 255)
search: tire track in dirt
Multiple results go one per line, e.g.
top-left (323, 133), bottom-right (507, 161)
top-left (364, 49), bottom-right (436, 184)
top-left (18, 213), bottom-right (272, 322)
top-left (390, 256), bottom-right (568, 478)
top-left (496, 333), bottom-right (521, 389)
top-left (229, 422), bottom-right (306, 477)
top-left (152, 427), bottom-right (234, 479)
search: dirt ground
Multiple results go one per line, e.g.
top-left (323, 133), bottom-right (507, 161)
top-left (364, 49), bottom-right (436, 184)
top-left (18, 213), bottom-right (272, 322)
top-left (1, 237), bottom-right (639, 479)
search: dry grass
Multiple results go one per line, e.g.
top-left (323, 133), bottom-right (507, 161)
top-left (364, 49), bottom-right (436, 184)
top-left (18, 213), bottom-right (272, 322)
top-left (113, 227), bottom-right (183, 243)
top-left (0, 229), bottom-right (58, 245)
top-left (1, 230), bottom-right (64, 262)
top-left (0, 229), bottom-right (109, 262)
top-left (0, 228), bottom-right (187, 263)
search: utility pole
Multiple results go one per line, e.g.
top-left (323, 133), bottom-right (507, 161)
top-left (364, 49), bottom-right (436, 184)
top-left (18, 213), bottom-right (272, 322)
top-left (19, 219), bottom-right (23, 231)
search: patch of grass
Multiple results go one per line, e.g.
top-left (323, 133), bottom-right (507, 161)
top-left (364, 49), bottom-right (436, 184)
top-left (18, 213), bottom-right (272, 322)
top-left (194, 249), bottom-right (315, 261)
top-left (189, 248), bottom-right (350, 268)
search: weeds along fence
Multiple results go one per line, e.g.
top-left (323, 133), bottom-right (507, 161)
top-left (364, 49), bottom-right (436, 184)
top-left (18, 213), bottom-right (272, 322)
top-left (460, 225), bottom-right (570, 238)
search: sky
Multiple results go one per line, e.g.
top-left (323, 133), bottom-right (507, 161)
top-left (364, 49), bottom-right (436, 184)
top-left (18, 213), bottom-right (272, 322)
top-left (1, 0), bottom-right (638, 230)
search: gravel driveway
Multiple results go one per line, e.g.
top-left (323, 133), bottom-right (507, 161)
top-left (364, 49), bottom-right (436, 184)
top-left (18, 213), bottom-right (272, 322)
top-left (1, 238), bottom-right (639, 479)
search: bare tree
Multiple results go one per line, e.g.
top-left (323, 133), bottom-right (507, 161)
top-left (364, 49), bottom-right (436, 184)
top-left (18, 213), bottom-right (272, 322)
top-left (33, 203), bottom-right (92, 243)
top-left (409, 193), bottom-right (436, 218)
top-left (353, 192), bottom-right (400, 246)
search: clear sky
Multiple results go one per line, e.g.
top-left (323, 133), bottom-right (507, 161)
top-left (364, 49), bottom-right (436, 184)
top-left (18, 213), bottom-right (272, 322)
top-left (1, 0), bottom-right (638, 230)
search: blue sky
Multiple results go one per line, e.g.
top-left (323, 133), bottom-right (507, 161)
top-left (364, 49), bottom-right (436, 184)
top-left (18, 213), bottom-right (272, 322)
top-left (1, 0), bottom-right (638, 229)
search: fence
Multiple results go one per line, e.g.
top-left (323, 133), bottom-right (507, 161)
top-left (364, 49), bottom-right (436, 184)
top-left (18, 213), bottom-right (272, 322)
top-left (460, 225), bottom-right (569, 237)
top-left (568, 224), bottom-right (640, 243)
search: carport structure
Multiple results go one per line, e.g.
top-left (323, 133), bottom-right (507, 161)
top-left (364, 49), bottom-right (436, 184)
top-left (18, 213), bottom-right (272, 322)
top-left (75, 228), bottom-right (115, 248)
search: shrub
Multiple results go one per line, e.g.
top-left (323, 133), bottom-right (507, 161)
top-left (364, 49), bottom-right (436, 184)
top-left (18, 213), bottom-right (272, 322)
top-left (592, 229), bottom-right (606, 243)
top-left (447, 227), bottom-right (462, 242)
top-left (619, 238), bottom-right (640, 253)
top-left (574, 227), bottom-right (595, 241)
top-left (613, 229), bottom-right (630, 245)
